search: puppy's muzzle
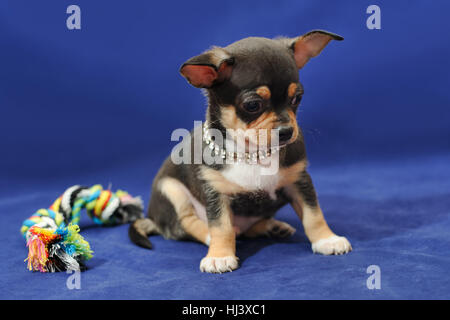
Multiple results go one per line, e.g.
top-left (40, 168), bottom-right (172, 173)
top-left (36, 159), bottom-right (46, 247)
top-left (277, 126), bottom-right (294, 144)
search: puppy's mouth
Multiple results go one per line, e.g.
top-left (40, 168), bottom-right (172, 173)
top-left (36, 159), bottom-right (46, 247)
top-left (272, 138), bottom-right (294, 150)
top-left (277, 140), bottom-right (290, 147)
top-left (222, 124), bottom-right (298, 153)
top-left (242, 126), bottom-right (297, 149)
top-left (274, 126), bottom-right (296, 147)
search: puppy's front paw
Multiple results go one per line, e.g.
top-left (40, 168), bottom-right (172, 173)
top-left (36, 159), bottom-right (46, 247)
top-left (312, 235), bottom-right (352, 255)
top-left (200, 256), bottom-right (239, 273)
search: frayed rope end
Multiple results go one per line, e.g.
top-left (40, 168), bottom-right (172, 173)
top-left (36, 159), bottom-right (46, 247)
top-left (25, 224), bottom-right (93, 273)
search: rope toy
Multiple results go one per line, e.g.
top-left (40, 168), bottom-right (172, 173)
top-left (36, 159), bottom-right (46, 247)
top-left (20, 185), bottom-right (144, 273)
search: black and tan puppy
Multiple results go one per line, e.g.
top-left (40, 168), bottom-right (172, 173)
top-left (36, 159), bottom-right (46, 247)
top-left (129, 30), bottom-right (352, 273)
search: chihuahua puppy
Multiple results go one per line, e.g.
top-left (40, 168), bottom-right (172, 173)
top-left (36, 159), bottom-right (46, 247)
top-left (129, 30), bottom-right (352, 273)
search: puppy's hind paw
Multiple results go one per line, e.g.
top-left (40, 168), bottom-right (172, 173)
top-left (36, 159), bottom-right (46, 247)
top-left (312, 235), bottom-right (352, 255)
top-left (200, 256), bottom-right (239, 273)
top-left (267, 220), bottom-right (296, 238)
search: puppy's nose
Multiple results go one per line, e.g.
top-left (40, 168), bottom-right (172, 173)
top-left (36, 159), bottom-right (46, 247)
top-left (277, 126), bottom-right (293, 143)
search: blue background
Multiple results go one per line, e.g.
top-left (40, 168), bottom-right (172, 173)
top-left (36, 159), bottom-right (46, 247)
top-left (1, 0), bottom-right (449, 299)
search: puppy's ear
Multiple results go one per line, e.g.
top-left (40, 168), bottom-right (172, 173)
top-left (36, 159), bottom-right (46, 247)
top-left (180, 47), bottom-right (234, 88)
top-left (283, 30), bottom-right (343, 69)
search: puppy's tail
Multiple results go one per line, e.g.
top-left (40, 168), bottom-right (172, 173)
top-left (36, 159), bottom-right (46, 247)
top-left (128, 218), bottom-right (159, 249)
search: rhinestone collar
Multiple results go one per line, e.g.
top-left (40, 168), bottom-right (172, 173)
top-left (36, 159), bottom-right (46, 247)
top-left (202, 122), bottom-right (280, 164)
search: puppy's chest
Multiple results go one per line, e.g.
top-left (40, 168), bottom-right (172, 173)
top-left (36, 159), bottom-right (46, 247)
top-left (230, 189), bottom-right (289, 219)
top-left (221, 162), bottom-right (281, 199)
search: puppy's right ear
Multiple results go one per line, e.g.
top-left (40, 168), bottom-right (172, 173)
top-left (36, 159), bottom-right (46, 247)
top-left (281, 30), bottom-right (344, 69)
top-left (180, 48), bottom-right (234, 88)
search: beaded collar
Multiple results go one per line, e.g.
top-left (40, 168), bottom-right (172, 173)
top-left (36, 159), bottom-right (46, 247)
top-left (202, 122), bottom-right (281, 164)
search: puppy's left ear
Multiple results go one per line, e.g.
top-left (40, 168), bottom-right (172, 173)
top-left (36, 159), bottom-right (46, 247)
top-left (180, 47), bottom-right (234, 88)
top-left (285, 30), bottom-right (343, 69)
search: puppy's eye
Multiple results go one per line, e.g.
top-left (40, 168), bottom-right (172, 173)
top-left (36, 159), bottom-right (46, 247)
top-left (291, 94), bottom-right (302, 105)
top-left (243, 100), bottom-right (263, 113)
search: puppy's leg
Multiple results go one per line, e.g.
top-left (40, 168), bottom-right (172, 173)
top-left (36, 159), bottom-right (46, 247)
top-left (159, 177), bottom-right (210, 245)
top-left (243, 218), bottom-right (296, 238)
top-left (200, 189), bottom-right (238, 273)
top-left (286, 171), bottom-right (352, 255)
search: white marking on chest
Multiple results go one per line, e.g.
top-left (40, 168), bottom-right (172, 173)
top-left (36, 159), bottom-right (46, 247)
top-left (221, 162), bottom-right (280, 200)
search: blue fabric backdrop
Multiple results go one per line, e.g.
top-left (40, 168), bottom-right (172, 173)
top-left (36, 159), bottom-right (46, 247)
top-left (1, 0), bottom-right (449, 299)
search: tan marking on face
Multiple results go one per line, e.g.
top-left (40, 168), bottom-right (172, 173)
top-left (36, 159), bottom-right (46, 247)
top-left (288, 83), bottom-right (298, 98)
top-left (248, 112), bottom-right (279, 147)
top-left (221, 106), bottom-right (279, 132)
top-left (276, 160), bottom-right (307, 189)
top-left (255, 86), bottom-right (271, 100)
top-left (220, 105), bottom-right (247, 131)
top-left (247, 111), bottom-right (278, 130)
top-left (287, 109), bottom-right (299, 142)
top-left (158, 177), bottom-right (210, 245)
top-left (221, 106), bottom-right (278, 147)
top-left (200, 167), bottom-right (246, 195)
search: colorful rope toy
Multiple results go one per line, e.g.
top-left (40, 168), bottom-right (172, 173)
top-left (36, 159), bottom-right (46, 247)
top-left (21, 185), bottom-right (144, 273)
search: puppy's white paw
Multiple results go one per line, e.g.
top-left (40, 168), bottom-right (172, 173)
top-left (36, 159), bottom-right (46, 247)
top-left (200, 256), bottom-right (239, 273)
top-left (312, 235), bottom-right (352, 255)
